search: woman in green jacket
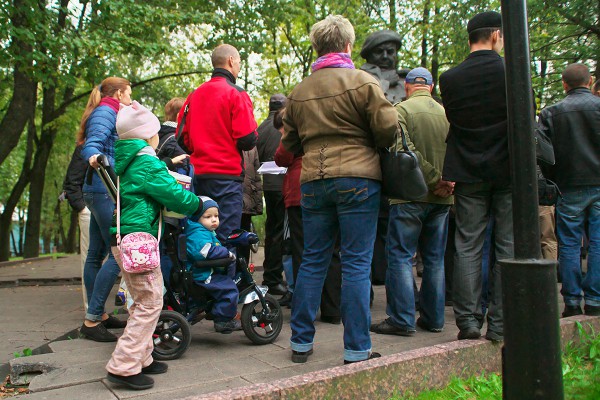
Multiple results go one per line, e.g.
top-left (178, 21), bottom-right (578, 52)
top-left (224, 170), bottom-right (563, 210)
top-left (105, 101), bottom-right (202, 391)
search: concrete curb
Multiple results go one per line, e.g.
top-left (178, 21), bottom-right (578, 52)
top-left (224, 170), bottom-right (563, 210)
top-left (182, 315), bottom-right (599, 400)
top-left (0, 256), bottom-right (61, 268)
top-left (0, 277), bottom-right (82, 288)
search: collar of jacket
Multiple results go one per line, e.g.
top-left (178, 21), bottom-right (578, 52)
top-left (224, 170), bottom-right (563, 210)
top-left (406, 89), bottom-right (433, 100)
top-left (467, 49), bottom-right (501, 60)
top-left (566, 87), bottom-right (592, 96)
top-left (212, 68), bottom-right (236, 84)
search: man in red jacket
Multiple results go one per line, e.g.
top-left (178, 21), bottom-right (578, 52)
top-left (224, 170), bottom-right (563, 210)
top-left (178, 44), bottom-right (258, 268)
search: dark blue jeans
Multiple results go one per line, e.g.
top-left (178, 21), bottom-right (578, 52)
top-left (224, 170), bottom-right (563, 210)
top-left (83, 192), bottom-right (121, 321)
top-left (290, 178), bottom-right (380, 362)
top-left (557, 186), bottom-right (600, 307)
top-left (193, 178), bottom-right (243, 278)
top-left (386, 202), bottom-right (450, 330)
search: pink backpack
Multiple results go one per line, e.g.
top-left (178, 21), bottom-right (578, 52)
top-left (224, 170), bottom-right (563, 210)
top-left (116, 177), bottom-right (161, 273)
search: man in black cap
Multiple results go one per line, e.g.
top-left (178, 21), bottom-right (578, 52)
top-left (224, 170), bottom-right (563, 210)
top-left (439, 10), bottom-right (510, 343)
top-left (257, 94), bottom-right (288, 297)
top-left (360, 30), bottom-right (407, 104)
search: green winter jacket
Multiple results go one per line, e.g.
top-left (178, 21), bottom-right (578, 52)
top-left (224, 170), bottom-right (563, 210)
top-left (110, 139), bottom-right (201, 239)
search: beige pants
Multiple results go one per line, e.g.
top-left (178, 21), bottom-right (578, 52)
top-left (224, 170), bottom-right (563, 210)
top-left (106, 246), bottom-right (163, 376)
top-left (79, 207), bottom-right (91, 311)
top-left (539, 205), bottom-right (558, 260)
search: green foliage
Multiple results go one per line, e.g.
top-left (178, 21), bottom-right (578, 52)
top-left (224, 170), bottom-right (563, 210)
top-left (12, 348), bottom-right (32, 358)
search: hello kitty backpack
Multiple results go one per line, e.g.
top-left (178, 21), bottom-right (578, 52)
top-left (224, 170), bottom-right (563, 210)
top-left (116, 177), bottom-right (161, 273)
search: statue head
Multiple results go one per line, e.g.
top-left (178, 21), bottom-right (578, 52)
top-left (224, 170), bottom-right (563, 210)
top-left (360, 30), bottom-right (402, 70)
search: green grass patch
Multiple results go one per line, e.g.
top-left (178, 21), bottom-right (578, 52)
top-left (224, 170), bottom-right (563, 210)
top-left (392, 322), bottom-right (600, 400)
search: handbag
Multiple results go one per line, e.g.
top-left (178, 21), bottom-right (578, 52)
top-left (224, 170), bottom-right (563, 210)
top-left (379, 126), bottom-right (429, 201)
top-left (116, 176), bottom-right (161, 273)
top-left (537, 169), bottom-right (561, 206)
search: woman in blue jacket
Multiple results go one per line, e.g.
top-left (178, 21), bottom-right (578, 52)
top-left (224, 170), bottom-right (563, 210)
top-left (78, 77), bottom-right (133, 342)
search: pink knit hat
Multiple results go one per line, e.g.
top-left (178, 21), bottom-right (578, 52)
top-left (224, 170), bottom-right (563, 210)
top-left (116, 101), bottom-right (161, 140)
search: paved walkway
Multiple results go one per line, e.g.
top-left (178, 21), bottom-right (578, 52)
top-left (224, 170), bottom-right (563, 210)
top-left (0, 253), bottom-right (576, 399)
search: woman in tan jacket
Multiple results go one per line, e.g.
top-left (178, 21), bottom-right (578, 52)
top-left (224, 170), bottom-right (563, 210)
top-left (282, 15), bottom-right (398, 365)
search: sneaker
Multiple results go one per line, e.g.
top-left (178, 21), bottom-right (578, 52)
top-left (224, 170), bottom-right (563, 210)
top-left (141, 361), bottom-right (168, 375)
top-left (485, 330), bottom-right (504, 342)
top-left (214, 319), bottom-right (242, 334)
top-left (80, 323), bottom-right (117, 342)
top-left (102, 315), bottom-right (127, 329)
top-left (320, 315), bottom-right (342, 325)
top-left (370, 319), bottom-right (415, 336)
top-left (562, 305), bottom-right (583, 318)
top-left (106, 372), bottom-right (154, 390)
top-left (416, 317), bottom-right (443, 333)
top-left (344, 352), bottom-right (382, 365)
top-left (584, 304), bottom-right (600, 316)
top-left (291, 349), bottom-right (313, 363)
top-left (457, 326), bottom-right (481, 340)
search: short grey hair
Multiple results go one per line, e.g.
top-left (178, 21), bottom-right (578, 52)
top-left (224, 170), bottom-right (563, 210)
top-left (309, 15), bottom-right (355, 57)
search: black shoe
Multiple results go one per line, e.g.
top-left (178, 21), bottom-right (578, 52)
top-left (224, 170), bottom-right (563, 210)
top-left (80, 323), bottom-right (117, 342)
top-left (416, 317), bottom-right (443, 333)
top-left (278, 291), bottom-right (293, 307)
top-left (320, 315), bottom-right (342, 325)
top-left (344, 352), bottom-right (381, 365)
top-left (457, 326), bottom-right (481, 340)
top-left (485, 330), bottom-right (504, 342)
top-left (562, 305), bottom-right (583, 318)
top-left (106, 372), bottom-right (154, 390)
top-left (102, 315), bottom-right (127, 329)
top-left (370, 319), bottom-right (415, 336)
top-left (584, 304), bottom-right (600, 316)
top-left (291, 349), bottom-right (313, 363)
top-left (214, 319), bottom-right (242, 334)
top-left (267, 283), bottom-right (287, 296)
top-left (141, 361), bottom-right (168, 375)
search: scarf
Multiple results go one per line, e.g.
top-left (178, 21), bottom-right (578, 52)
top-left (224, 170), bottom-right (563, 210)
top-left (99, 96), bottom-right (120, 113)
top-left (311, 53), bottom-right (355, 72)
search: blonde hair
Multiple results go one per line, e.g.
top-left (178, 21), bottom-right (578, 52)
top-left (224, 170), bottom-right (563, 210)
top-left (164, 97), bottom-right (185, 122)
top-left (309, 15), bottom-right (355, 57)
top-left (76, 77), bottom-right (130, 145)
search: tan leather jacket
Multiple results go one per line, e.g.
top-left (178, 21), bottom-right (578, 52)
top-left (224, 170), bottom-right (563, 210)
top-left (282, 67), bottom-right (398, 184)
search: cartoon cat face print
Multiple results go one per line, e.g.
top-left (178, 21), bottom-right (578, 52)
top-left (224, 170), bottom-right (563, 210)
top-left (131, 248), bottom-right (150, 265)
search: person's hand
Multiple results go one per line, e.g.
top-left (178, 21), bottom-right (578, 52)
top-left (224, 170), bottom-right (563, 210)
top-left (171, 154), bottom-right (189, 165)
top-left (89, 154), bottom-right (100, 169)
top-left (433, 179), bottom-right (455, 198)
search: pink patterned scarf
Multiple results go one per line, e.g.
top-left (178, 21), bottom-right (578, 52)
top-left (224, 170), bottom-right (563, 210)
top-left (311, 53), bottom-right (355, 72)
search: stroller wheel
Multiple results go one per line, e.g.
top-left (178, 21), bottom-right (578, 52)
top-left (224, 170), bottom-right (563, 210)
top-left (241, 293), bottom-right (283, 345)
top-left (151, 310), bottom-right (191, 360)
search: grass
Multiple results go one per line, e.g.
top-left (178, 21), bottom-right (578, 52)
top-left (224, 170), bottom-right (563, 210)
top-left (8, 252), bottom-right (67, 261)
top-left (393, 322), bottom-right (600, 400)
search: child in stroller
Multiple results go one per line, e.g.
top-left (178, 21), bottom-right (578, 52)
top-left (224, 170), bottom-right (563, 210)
top-left (185, 196), bottom-right (241, 333)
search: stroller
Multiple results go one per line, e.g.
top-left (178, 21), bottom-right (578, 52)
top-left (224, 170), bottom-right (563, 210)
top-left (94, 155), bottom-right (283, 361)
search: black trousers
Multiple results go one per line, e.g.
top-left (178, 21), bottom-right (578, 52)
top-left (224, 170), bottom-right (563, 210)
top-left (262, 191), bottom-right (285, 287)
top-left (288, 206), bottom-right (341, 318)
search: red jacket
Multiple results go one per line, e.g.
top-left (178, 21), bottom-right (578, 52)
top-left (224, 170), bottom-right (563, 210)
top-left (178, 69), bottom-right (257, 178)
top-left (274, 140), bottom-right (302, 208)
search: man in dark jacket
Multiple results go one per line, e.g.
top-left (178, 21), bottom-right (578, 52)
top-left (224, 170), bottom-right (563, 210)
top-left (537, 63), bottom-right (600, 318)
top-left (256, 94), bottom-right (288, 295)
top-left (178, 44), bottom-right (257, 264)
top-left (439, 11), bottom-right (511, 342)
top-left (62, 144), bottom-right (90, 310)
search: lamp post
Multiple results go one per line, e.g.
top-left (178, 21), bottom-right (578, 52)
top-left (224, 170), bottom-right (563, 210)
top-left (499, 1), bottom-right (563, 398)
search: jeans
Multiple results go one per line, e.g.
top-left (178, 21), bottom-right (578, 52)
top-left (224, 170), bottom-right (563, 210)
top-left (452, 182), bottom-right (513, 334)
top-left (386, 202), bottom-right (450, 330)
top-left (556, 186), bottom-right (600, 307)
top-left (290, 178), bottom-right (380, 362)
top-left (83, 192), bottom-right (121, 321)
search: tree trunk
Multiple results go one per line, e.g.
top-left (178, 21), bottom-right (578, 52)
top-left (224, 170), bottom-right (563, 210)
top-left (420, 0), bottom-right (431, 68)
top-left (389, 0), bottom-right (397, 32)
top-left (0, 118), bottom-right (35, 261)
top-left (0, 0), bottom-right (38, 167)
top-left (431, 2), bottom-right (441, 96)
top-left (64, 209), bottom-right (78, 254)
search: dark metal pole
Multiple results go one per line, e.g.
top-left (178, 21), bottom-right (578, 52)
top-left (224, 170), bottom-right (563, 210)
top-left (500, 1), bottom-right (563, 399)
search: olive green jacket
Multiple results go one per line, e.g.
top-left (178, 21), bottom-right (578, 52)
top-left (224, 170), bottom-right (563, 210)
top-left (110, 139), bottom-right (201, 238)
top-left (391, 90), bottom-right (453, 205)
top-left (282, 67), bottom-right (397, 184)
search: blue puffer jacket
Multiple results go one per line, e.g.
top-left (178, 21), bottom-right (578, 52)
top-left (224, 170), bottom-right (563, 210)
top-left (81, 105), bottom-right (118, 193)
top-left (185, 220), bottom-right (230, 282)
